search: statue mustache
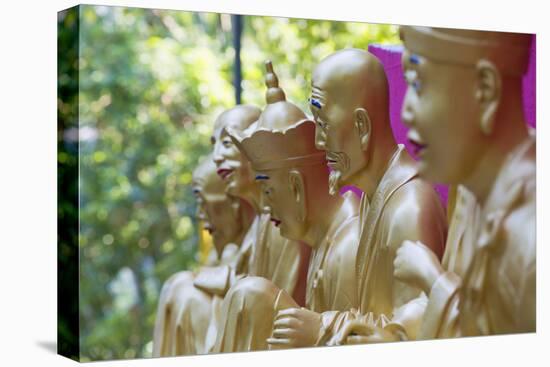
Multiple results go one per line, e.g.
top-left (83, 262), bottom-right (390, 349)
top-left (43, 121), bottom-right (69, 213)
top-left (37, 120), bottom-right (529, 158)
top-left (327, 152), bottom-right (350, 196)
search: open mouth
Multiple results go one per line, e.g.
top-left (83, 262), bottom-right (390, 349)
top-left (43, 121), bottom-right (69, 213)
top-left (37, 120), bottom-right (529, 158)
top-left (326, 154), bottom-right (339, 167)
top-left (217, 168), bottom-right (234, 180)
top-left (270, 217), bottom-right (282, 227)
top-left (407, 132), bottom-right (427, 156)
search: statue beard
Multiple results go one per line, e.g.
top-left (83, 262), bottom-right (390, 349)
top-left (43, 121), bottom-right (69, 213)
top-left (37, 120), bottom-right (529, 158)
top-left (327, 152), bottom-right (350, 196)
top-left (328, 169), bottom-right (342, 196)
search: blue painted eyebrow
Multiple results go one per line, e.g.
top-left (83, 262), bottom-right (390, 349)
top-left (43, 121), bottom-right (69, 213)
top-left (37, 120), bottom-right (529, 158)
top-left (255, 174), bottom-right (270, 180)
top-left (409, 54), bottom-right (421, 65)
top-left (309, 98), bottom-right (322, 109)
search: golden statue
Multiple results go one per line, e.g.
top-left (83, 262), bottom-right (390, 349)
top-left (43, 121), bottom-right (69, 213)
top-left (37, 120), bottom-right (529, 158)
top-left (153, 156), bottom-right (250, 356)
top-left (211, 61), bottom-right (360, 353)
top-left (307, 48), bottom-right (448, 344)
top-left (393, 26), bottom-right (535, 338)
top-left (210, 104), bottom-right (310, 307)
top-left (155, 101), bottom-right (310, 356)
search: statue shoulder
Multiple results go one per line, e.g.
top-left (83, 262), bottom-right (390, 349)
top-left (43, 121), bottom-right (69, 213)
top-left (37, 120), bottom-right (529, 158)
top-left (331, 215), bottom-right (360, 256)
top-left (488, 136), bottom-right (536, 264)
top-left (383, 178), bottom-right (447, 255)
top-left (331, 191), bottom-right (361, 251)
top-left (501, 190), bottom-right (536, 269)
top-left (165, 270), bottom-right (195, 287)
top-left (340, 190), bottom-right (361, 217)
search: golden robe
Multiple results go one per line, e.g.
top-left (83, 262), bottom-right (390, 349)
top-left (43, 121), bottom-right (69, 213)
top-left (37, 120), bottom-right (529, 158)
top-left (194, 214), bottom-right (306, 300)
top-left (212, 192), bottom-right (360, 352)
top-left (326, 145), bottom-right (447, 343)
top-left (153, 214), bottom-right (307, 356)
top-left (420, 137), bottom-right (536, 338)
top-left (246, 213), bottom-right (306, 297)
top-left (152, 271), bottom-right (211, 356)
top-left (152, 243), bottom-right (239, 357)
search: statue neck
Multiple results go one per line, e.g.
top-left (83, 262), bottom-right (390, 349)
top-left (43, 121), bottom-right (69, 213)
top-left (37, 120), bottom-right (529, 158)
top-left (463, 82), bottom-right (528, 206)
top-left (302, 167), bottom-right (344, 248)
top-left (236, 184), bottom-right (262, 214)
top-left (354, 134), bottom-right (398, 199)
top-left (236, 197), bottom-right (256, 244)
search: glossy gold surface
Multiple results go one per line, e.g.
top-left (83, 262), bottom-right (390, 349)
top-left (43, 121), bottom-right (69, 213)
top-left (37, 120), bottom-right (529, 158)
top-left (212, 61), bottom-right (360, 352)
top-left (153, 27), bottom-right (535, 354)
top-left (153, 156), bottom-right (250, 356)
top-left (308, 49), bottom-right (447, 344)
top-left (211, 104), bottom-right (309, 303)
top-left (395, 27), bottom-right (535, 338)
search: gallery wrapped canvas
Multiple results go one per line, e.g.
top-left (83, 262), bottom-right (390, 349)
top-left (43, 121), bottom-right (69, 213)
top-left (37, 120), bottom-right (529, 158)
top-left (58, 4), bottom-right (536, 362)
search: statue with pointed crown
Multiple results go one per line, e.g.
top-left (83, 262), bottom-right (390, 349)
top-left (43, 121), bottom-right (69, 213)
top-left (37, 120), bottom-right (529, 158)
top-left (209, 103), bottom-right (310, 313)
top-left (391, 26), bottom-right (535, 338)
top-left (153, 156), bottom-right (251, 356)
top-left (211, 61), bottom-right (361, 353)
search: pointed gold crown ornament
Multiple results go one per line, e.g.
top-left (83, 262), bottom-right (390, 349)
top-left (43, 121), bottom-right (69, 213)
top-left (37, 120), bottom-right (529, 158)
top-left (228, 61), bottom-right (325, 171)
top-left (400, 26), bottom-right (532, 76)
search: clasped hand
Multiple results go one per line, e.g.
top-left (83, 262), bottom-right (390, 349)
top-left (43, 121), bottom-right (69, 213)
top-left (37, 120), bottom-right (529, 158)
top-left (267, 307), bottom-right (322, 349)
top-left (328, 316), bottom-right (398, 345)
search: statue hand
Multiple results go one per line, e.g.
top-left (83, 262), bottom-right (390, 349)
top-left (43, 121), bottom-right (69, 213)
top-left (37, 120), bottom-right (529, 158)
top-left (394, 240), bottom-right (443, 294)
top-left (346, 326), bottom-right (399, 344)
top-left (330, 319), bottom-right (398, 345)
top-left (267, 307), bottom-right (322, 349)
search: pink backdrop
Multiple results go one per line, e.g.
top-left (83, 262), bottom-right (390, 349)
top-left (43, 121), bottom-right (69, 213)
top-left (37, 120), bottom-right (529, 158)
top-left (341, 36), bottom-right (536, 206)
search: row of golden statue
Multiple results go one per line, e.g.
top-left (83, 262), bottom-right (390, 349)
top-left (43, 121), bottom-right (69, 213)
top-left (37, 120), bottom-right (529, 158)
top-left (152, 26), bottom-right (535, 357)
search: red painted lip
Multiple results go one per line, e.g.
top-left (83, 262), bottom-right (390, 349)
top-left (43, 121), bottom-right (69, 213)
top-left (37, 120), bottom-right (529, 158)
top-left (270, 217), bottom-right (282, 227)
top-left (407, 134), bottom-right (427, 156)
top-left (217, 168), bottom-right (233, 180)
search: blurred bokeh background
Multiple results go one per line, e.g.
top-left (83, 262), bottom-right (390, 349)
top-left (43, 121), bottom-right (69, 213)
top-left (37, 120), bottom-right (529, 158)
top-left (58, 5), bottom-right (400, 361)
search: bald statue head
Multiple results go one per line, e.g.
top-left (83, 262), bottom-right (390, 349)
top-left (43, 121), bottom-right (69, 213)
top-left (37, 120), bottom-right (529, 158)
top-left (213, 105), bottom-right (261, 134)
top-left (192, 155), bottom-right (243, 256)
top-left (310, 48), bottom-right (394, 195)
top-left (211, 105), bottom-right (261, 198)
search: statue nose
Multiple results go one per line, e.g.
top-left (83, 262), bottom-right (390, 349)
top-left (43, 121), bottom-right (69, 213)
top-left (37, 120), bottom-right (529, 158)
top-left (401, 90), bottom-right (415, 127)
top-left (212, 144), bottom-right (224, 165)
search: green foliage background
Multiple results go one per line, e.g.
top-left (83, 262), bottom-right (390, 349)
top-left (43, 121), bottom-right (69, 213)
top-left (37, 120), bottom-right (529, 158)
top-left (60, 5), bottom-right (399, 361)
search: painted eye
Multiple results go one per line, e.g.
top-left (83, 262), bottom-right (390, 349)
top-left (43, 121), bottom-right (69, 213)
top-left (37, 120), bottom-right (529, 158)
top-left (222, 139), bottom-right (232, 148)
top-left (404, 70), bottom-right (414, 84)
top-left (404, 70), bottom-right (422, 94)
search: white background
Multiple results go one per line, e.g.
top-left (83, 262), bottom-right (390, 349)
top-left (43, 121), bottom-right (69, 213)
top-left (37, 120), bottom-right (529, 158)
top-left (0, 0), bottom-right (547, 365)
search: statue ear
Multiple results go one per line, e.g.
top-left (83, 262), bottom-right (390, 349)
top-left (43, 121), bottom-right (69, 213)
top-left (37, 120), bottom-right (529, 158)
top-left (288, 170), bottom-right (306, 223)
top-left (354, 108), bottom-right (372, 151)
top-left (475, 59), bottom-right (501, 136)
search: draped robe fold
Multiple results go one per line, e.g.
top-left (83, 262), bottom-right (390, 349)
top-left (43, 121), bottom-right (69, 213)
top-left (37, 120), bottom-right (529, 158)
top-left (212, 192), bottom-right (360, 352)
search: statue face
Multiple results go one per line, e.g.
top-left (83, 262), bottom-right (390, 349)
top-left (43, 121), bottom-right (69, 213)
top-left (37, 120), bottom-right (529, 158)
top-left (401, 50), bottom-right (486, 184)
top-left (212, 126), bottom-right (254, 197)
top-left (192, 182), bottom-right (240, 251)
top-left (309, 85), bottom-right (367, 195)
top-left (255, 170), bottom-right (307, 241)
